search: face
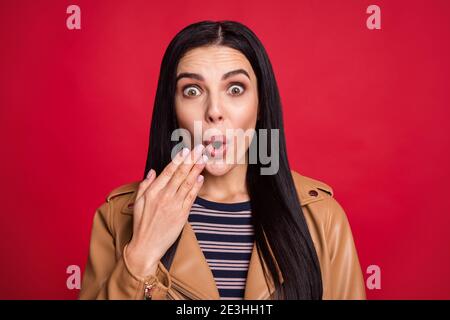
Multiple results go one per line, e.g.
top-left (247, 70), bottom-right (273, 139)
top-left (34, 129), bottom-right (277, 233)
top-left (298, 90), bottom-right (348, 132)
top-left (175, 45), bottom-right (259, 176)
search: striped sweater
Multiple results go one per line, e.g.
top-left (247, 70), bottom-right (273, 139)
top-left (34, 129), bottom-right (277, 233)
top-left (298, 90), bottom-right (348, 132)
top-left (188, 196), bottom-right (254, 300)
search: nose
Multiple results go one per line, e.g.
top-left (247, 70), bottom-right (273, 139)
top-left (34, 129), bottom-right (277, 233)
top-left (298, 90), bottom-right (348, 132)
top-left (205, 93), bottom-right (224, 124)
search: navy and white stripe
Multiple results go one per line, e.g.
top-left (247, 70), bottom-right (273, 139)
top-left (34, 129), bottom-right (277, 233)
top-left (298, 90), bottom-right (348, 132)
top-left (188, 196), bottom-right (254, 300)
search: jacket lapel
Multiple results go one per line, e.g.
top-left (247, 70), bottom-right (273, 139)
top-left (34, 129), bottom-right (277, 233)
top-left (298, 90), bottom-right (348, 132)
top-left (168, 223), bottom-right (276, 300)
top-left (244, 242), bottom-right (275, 299)
top-left (167, 211), bottom-right (290, 300)
top-left (168, 222), bottom-right (220, 299)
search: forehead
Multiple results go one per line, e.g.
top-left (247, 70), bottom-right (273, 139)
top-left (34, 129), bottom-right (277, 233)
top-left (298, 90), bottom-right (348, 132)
top-left (177, 45), bottom-right (254, 76)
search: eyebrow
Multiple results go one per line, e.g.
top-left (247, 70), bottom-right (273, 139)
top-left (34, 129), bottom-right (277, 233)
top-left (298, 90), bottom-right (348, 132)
top-left (175, 68), bottom-right (250, 83)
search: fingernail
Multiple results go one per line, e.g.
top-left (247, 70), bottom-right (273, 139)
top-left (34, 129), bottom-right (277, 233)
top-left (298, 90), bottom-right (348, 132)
top-left (181, 147), bottom-right (190, 157)
top-left (197, 175), bottom-right (204, 183)
top-left (196, 154), bottom-right (208, 164)
top-left (146, 169), bottom-right (154, 179)
top-left (194, 144), bottom-right (205, 154)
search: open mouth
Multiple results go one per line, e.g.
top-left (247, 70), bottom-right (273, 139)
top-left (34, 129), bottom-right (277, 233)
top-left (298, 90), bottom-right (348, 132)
top-left (203, 135), bottom-right (227, 158)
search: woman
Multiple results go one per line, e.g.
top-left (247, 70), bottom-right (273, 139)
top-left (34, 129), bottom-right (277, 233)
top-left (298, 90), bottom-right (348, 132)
top-left (79, 20), bottom-right (366, 300)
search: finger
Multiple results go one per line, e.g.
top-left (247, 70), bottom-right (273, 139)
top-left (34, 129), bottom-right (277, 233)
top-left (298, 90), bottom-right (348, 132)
top-left (182, 173), bottom-right (205, 211)
top-left (150, 147), bottom-right (190, 191)
top-left (164, 144), bottom-right (205, 196)
top-left (136, 169), bottom-right (156, 200)
top-left (133, 170), bottom-right (157, 224)
top-left (176, 154), bottom-right (208, 200)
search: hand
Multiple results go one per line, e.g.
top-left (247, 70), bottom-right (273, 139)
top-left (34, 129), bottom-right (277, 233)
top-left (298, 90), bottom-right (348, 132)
top-left (125, 144), bottom-right (208, 277)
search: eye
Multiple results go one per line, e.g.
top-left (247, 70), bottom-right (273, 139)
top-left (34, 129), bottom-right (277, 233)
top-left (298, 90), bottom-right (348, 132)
top-left (227, 84), bottom-right (245, 96)
top-left (182, 85), bottom-right (202, 97)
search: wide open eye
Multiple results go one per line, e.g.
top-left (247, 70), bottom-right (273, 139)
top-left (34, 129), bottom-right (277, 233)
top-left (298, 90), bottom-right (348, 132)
top-left (227, 84), bottom-right (245, 96)
top-left (183, 85), bottom-right (202, 97)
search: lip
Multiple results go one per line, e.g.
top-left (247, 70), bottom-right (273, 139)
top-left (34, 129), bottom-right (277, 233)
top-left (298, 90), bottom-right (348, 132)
top-left (203, 135), bottom-right (228, 159)
top-left (202, 135), bottom-right (227, 146)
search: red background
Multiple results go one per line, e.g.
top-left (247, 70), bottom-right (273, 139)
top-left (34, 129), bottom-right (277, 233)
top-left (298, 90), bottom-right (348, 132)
top-left (1, 0), bottom-right (449, 299)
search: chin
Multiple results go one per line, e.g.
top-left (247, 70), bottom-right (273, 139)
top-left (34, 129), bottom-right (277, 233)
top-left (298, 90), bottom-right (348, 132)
top-left (203, 162), bottom-right (234, 176)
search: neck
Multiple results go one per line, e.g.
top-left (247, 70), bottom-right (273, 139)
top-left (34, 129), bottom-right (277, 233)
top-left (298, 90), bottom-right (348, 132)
top-left (198, 163), bottom-right (249, 203)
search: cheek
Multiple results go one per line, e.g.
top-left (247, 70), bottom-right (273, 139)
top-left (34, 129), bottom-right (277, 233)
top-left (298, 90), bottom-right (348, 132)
top-left (175, 109), bottom-right (195, 147)
top-left (175, 97), bottom-right (201, 130)
top-left (175, 108), bottom-right (192, 130)
top-left (175, 98), bottom-right (207, 147)
top-left (228, 95), bottom-right (258, 130)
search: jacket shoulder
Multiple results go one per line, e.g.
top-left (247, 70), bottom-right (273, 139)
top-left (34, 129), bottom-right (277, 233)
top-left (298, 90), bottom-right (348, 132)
top-left (290, 170), bottom-right (334, 199)
top-left (290, 172), bottom-right (365, 299)
top-left (101, 182), bottom-right (141, 224)
top-left (106, 181), bottom-right (140, 202)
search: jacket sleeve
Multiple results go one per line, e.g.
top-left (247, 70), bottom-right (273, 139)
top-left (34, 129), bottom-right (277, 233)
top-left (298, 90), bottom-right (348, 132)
top-left (325, 196), bottom-right (366, 300)
top-left (79, 201), bottom-right (171, 300)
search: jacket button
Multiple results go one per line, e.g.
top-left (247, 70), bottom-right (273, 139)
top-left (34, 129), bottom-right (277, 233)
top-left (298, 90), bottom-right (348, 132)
top-left (308, 190), bottom-right (318, 197)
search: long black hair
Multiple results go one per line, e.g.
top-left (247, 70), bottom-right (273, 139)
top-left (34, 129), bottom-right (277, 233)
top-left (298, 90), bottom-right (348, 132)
top-left (143, 20), bottom-right (323, 299)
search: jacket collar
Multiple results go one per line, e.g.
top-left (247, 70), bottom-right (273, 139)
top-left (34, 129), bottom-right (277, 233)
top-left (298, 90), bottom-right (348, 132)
top-left (118, 172), bottom-right (332, 299)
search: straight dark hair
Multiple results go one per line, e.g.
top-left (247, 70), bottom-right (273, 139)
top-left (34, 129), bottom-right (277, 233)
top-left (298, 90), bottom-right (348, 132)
top-left (143, 20), bottom-right (323, 299)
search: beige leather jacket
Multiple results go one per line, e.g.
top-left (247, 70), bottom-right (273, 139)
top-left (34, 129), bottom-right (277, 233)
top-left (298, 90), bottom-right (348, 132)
top-left (79, 170), bottom-right (366, 300)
